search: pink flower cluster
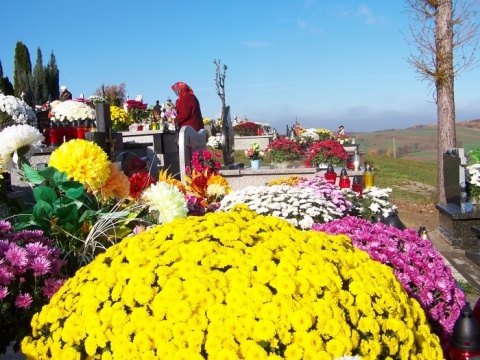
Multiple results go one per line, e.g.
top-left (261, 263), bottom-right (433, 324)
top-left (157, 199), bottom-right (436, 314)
top-left (186, 150), bottom-right (221, 177)
top-left (296, 176), bottom-right (354, 217)
top-left (313, 216), bottom-right (465, 350)
top-left (0, 221), bottom-right (66, 309)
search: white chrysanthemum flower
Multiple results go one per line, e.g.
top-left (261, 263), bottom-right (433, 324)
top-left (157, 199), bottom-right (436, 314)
top-left (0, 124), bottom-right (44, 170)
top-left (218, 185), bottom-right (343, 229)
top-left (0, 94), bottom-right (37, 126)
top-left (49, 100), bottom-right (96, 122)
top-left (142, 182), bottom-right (188, 224)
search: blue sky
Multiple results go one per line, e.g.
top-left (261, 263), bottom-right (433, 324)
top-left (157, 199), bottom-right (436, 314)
top-left (2, 1), bottom-right (480, 134)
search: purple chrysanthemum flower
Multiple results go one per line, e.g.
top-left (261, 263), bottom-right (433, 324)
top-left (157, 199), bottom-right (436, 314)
top-left (0, 220), bottom-right (13, 236)
top-left (42, 278), bottom-right (66, 299)
top-left (313, 215), bottom-right (465, 349)
top-left (0, 264), bottom-right (15, 285)
top-left (31, 256), bottom-right (51, 276)
top-left (14, 292), bottom-right (33, 308)
top-left (0, 285), bottom-right (8, 299)
top-left (4, 244), bottom-right (28, 268)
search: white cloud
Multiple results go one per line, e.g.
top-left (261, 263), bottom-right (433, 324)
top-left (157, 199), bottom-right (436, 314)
top-left (356, 5), bottom-right (385, 25)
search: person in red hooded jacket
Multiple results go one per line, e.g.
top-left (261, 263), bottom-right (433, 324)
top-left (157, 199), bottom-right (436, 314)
top-left (171, 81), bottom-right (204, 132)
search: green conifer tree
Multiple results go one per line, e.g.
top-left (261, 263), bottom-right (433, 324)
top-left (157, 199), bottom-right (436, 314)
top-left (45, 51), bottom-right (59, 101)
top-left (33, 48), bottom-right (48, 104)
top-left (13, 41), bottom-right (33, 98)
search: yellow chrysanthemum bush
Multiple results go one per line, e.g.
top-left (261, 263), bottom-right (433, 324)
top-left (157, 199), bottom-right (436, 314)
top-left (22, 207), bottom-right (443, 359)
top-left (110, 105), bottom-right (133, 131)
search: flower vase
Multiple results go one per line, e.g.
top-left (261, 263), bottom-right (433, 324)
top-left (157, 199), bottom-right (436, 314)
top-left (250, 159), bottom-right (260, 170)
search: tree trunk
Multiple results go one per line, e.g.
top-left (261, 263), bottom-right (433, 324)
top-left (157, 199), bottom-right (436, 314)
top-left (435, 0), bottom-right (456, 204)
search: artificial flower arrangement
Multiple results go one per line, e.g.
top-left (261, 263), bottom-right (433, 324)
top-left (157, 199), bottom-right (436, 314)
top-left (264, 138), bottom-right (304, 163)
top-left (316, 128), bottom-right (335, 141)
top-left (49, 100), bottom-right (96, 122)
top-left (304, 139), bottom-right (349, 167)
top-left (185, 150), bottom-right (231, 214)
top-left (125, 99), bottom-right (149, 123)
top-left (244, 142), bottom-right (265, 160)
top-left (12, 140), bottom-right (145, 274)
top-left (0, 220), bottom-right (66, 355)
top-left (0, 94), bottom-right (37, 127)
top-left (22, 208), bottom-right (443, 359)
top-left (314, 216), bottom-right (465, 352)
top-left (87, 95), bottom-right (108, 108)
top-left (110, 105), bottom-right (133, 131)
top-left (0, 124), bottom-right (44, 172)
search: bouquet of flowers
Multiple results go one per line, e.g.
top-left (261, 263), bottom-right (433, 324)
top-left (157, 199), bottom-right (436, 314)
top-left (49, 100), bottom-right (96, 122)
top-left (0, 94), bottom-right (37, 127)
top-left (126, 99), bottom-right (149, 123)
top-left (185, 150), bottom-right (221, 177)
top-left (244, 142), bottom-right (264, 160)
top-left (110, 105), bottom-right (133, 131)
top-left (265, 138), bottom-right (303, 163)
top-left (304, 139), bottom-right (349, 167)
top-left (358, 186), bottom-right (397, 220)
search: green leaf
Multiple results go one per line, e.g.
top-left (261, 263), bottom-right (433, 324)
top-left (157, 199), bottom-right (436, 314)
top-left (38, 166), bottom-right (58, 179)
top-left (50, 170), bottom-right (69, 187)
top-left (23, 164), bottom-right (45, 184)
top-left (33, 186), bottom-right (57, 203)
top-left (56, 203), bottom-right (79, 224)
top-left (79, 209), bottom-right (100, 223)
top-left (32, 200), bottom-right (54, 219)
top-left (59, 181), bottom-right (85, 199)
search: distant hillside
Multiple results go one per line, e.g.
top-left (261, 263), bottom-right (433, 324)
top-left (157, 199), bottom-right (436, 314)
top-left (354, 119), bottom-right (480, 163)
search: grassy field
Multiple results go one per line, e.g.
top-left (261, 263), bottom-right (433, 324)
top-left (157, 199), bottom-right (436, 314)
top-left (354, 124), bottom-right (480, 163)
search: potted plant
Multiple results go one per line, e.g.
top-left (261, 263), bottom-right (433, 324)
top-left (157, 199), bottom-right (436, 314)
top-left (265, 138), bottom-right (303, 167)
top-left (244, 142), bottom-right (264, 169)
top-left (304, 139), bottom-right (349, 168)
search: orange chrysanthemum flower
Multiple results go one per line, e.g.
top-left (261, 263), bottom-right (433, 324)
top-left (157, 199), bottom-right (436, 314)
top-left (101, 163), bottom-right (130, 200)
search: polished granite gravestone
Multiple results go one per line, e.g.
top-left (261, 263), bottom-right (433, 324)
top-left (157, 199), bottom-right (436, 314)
top-left (220, 105), bottom-right (243, 170)
top-left (467, 226), bottom-right (480, 266)
top-left (436, 148), bottom-right (480, 250)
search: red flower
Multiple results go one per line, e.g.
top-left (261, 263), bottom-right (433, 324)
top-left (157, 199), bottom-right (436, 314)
top-left (305, 139), bottom-right (349, 167)
top-left (129, 172), bottom-right (156, 199)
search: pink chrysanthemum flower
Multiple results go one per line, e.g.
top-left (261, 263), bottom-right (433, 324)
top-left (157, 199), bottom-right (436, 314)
top-left (15, 293), bottom-right (33, 308)
top-left (31, 256), bottom-right (51, 276)
top-left (5, 245), bottom-right (28, 268)
top-left (0, 285), bottom-right (8, 299)
top-left (42, 279), bottom-right (66, 299)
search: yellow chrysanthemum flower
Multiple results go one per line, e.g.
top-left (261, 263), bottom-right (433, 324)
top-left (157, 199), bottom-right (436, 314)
top-left (48, 139), bottom-right (110, 190)
top-left (22, 209), bottom-right (443, 359)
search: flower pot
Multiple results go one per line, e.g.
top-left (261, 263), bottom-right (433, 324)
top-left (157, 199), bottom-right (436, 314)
top-left (273, 161), bottom-right (293, 169)
top-left (250, 159), bottom-right (260, 170)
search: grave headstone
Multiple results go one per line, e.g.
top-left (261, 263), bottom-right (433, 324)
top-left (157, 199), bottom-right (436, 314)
top-left (178, 126), bottom-right (208, 183)
top-left (443, 148), bottom-right (467, 207)
top-left (220, 106), bottom-right (243, 170)
top-left (85, 103), bottom-right (120, 160)
top-left (436, 148), bottom-right (480, 250)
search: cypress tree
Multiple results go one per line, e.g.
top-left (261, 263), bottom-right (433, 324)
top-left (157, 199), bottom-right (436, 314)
top-left (33, 48), bottom-right (48, 104)
top-left (13, 41), bottom-right (33, 97)
top-left (45, 51), bottom-right (59, 101)
top-left (0, 60), bottom-right (15, 96)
